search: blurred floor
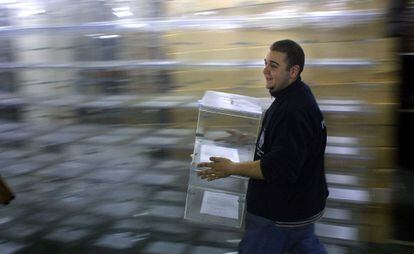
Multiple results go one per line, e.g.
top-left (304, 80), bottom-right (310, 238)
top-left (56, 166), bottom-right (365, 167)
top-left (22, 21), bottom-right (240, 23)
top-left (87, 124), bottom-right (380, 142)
top-left (0, 116), bottom-right (411, 254)
top-left (0, 120), bottom-right (244, 254)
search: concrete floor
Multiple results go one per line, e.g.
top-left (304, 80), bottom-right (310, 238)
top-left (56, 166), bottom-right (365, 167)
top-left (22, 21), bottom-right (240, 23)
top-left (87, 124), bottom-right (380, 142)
top-left (0, 123), bottom-right (243, 254)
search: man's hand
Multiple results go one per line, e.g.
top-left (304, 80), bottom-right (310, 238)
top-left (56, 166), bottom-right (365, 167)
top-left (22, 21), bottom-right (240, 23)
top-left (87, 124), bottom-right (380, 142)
top-left (197, 157), bottom-right (235, 181)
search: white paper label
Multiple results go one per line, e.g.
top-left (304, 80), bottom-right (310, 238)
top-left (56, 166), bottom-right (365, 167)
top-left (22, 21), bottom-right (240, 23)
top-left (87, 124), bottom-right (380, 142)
top-left (200, 144), bottom-right (240, 163)
top-left (200, 191), bottom-right (239, 219)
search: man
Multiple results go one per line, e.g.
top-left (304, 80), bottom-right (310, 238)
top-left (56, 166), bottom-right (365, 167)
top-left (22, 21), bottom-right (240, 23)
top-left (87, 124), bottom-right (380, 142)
top-left (198, 39), bottom-right (329, 254)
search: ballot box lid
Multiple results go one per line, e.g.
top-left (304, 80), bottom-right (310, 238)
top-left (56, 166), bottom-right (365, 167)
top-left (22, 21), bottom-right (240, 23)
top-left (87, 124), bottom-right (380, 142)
top-left (199, 90), bottom-right (264, 119)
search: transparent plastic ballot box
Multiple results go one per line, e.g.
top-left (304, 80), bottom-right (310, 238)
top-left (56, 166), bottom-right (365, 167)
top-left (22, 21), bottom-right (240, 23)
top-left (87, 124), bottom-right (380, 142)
top-left (184, 90), bottom-right (265, 228)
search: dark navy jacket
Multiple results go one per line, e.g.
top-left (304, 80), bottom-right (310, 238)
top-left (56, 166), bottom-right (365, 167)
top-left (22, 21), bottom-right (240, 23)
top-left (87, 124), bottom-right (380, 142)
top-left (247, 77), bottom-right (329, 225)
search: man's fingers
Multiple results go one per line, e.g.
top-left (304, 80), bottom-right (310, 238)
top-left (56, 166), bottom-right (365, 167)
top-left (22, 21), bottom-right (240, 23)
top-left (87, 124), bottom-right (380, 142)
top-left (197, 170), bottom-right (207, 176)
top-left (207, 175), bottom-right (221, 181)
top-left (199, 155), bottom-right (230, 163)
top-left (197, 169), bottom-right (214, 176)
top-left (209, 157), bottom-right (229, 163)
top-left (197, 159), bottom-right (231, 181)
top-left (197, 162), bottom-right (212, 167)
top-left (210, 157), bottom-right (221, 162)
top-left (197, 168), bottom-right (223, 181)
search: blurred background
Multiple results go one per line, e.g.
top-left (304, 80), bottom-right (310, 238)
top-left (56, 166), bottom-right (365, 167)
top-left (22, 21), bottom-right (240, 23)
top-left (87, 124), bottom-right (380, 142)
top-left (0, 0), bottom-right (413, 253)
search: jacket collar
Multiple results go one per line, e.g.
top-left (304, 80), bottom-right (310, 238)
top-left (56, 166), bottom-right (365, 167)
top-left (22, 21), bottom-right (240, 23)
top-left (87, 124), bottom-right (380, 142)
top-left (270, 76), bottom-right (302, 102)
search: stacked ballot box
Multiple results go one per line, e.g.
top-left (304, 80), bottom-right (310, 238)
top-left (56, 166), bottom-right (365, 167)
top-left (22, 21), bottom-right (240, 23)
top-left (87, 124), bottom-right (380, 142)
top-left (184, 91), bottom-right (265, 228)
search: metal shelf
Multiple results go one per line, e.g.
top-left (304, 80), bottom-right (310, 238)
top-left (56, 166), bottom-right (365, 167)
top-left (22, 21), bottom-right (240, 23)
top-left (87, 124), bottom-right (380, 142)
top-left (0, 58), bottom-right (377, 70)
top-left (0, 9), bottom-right (385, 36)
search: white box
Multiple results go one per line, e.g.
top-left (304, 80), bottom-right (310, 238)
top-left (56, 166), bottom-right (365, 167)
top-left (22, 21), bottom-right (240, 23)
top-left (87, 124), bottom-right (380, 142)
top-left (184, 90), bottom-right (265, 228)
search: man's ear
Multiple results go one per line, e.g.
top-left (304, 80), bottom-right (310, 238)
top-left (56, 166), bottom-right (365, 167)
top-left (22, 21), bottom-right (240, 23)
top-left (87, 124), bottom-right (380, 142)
top-left (290, 65), bottom-right (300, 79)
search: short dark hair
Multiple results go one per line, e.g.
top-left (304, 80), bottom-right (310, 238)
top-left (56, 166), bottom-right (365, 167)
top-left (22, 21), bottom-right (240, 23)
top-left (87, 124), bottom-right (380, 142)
top-left (270, 39), bottom-right (305, 75)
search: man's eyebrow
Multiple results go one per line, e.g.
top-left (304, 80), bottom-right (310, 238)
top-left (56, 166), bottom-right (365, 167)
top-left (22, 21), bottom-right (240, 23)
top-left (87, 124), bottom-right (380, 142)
top-left (264, 59), bottom-right (280, 66)
top-left (270, 60), bottom-right (280, 66)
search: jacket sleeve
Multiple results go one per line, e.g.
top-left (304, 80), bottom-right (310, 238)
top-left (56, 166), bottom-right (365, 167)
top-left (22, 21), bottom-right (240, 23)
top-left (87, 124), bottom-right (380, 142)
top-left (260, 109), bottom-right (312, 184)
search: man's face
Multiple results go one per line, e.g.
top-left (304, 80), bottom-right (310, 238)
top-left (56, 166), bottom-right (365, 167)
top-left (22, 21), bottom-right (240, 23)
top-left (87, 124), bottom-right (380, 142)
top-left (263, 51), bottom-right (293, 93)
